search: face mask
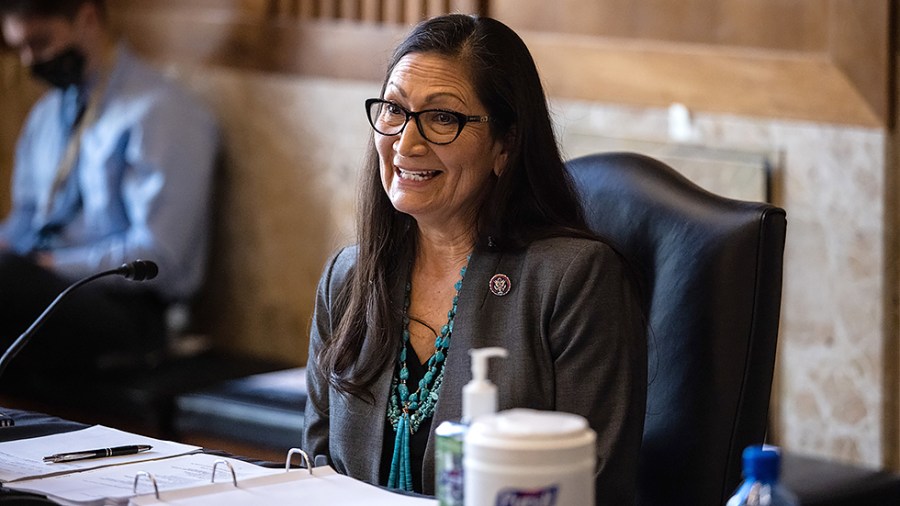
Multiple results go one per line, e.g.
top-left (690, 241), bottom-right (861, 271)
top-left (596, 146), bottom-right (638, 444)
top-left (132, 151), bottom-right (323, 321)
top-left (30, 46), bottom-right (86, 89)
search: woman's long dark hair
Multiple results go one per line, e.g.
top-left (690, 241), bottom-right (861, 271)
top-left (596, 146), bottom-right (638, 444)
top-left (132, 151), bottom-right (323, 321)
top-left (319, 14), bottom-right (594, 399)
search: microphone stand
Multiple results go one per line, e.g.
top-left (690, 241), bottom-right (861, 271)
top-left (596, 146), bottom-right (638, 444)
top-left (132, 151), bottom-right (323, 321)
top-left (0, 260), bottom-right (158, 428)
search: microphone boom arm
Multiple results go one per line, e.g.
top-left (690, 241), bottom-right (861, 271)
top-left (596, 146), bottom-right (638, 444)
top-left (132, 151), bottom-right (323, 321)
top-left (0, 260), bottom-right (158, 381)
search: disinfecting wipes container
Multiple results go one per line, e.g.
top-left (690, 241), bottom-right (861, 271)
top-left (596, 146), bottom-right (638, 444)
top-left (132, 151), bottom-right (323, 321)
top-left (464, 408), bottom-right (596, 506)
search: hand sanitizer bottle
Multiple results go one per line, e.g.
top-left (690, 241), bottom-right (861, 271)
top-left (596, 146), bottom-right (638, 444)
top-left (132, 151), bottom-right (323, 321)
top-left (435, 347), bottom-right (507, 506)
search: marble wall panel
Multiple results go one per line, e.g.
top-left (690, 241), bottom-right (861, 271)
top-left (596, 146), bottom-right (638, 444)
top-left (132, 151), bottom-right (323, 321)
top-left (163, 66), bottom-right (374, 364)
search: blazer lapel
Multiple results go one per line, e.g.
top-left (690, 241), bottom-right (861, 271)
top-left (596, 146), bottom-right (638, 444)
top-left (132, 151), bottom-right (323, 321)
top-left (342, 265), bottom-right (409, 485)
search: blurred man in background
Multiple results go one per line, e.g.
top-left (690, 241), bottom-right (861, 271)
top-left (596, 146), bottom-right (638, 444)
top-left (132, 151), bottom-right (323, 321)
top-left (0, 0), bottom-right (218, 377)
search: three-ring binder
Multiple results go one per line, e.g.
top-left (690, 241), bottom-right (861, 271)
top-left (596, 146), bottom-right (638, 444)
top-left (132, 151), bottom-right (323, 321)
top-left (285, 447), bottom-right (313, 474)
top-left (131, 448), bottom-right (317, 501)
top-left (212, 459), bottom-right (238, 486)
top-left (131, 458), bottom-right (245, 499)
top-left (125, 451), bottom-right (424, 505)
top-left (132, 470), bottom-right (160, 499)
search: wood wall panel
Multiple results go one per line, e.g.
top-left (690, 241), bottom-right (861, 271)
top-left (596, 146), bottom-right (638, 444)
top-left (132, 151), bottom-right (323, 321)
top-left (361, 0), bottom-right (380, 22)
top-left (523, 32), bottom-right (879, 126)
top-left (251, 0), bottom-right (473, 23)
top-left (404, 0), bottom-right (424, 25)
top-left (449, 0), bottom-right (482, 15)
top-left (490, 0), bottom-right (830, 52)
top-left (117, 12), bottom-right (402, 79)
top-left (488, 0), bottom-right (889, 125)
top-left (110, 4), bottom-right (889, 127)
top-left (632, 0), bottom-right (721, 45)
top-left (715, 0), bottom-right (828, 51)
top-left (828, 0), bottom-right (891, 130)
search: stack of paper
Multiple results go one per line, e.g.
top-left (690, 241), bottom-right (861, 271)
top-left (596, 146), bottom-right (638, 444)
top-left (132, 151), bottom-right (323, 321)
top-left (0, 425), bottom-right (278, 505)
top-left (0, 425), bottom-right (437, 505)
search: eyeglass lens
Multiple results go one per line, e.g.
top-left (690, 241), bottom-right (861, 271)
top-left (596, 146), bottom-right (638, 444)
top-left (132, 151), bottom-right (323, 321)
top-left (368, 100), bottom-right (462, 144)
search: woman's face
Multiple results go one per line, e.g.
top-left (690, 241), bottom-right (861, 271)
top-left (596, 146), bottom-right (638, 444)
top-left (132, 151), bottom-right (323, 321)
top-left (376, 52), bottom-right (507, 233)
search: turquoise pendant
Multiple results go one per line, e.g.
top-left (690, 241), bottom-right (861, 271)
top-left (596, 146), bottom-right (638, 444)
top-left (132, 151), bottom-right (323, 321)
top-left (387, 413), bottom-right (413, 490)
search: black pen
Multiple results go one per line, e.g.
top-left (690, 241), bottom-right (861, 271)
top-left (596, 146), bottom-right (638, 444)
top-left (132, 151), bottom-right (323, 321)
top-left (43, 444), bottom-right (152, 463)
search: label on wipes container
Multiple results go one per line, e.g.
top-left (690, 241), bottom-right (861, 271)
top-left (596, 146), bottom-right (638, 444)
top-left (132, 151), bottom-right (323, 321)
top-left (496, 485), bottom-right (559, 506)
top-left (463, 409), bottom-right (596, 506)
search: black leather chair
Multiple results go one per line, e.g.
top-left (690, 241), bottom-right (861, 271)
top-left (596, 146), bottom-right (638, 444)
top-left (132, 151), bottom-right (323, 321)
top-left (567, 152), bottom-right (787, 506)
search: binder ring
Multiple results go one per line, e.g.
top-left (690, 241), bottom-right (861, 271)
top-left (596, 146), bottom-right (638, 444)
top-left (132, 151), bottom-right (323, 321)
top-left (285, 448), bottom-right (313, 474)
top-left (211, 459), bottom-right (238, 487)
top-left (133, 470), bottom-right (160, 499)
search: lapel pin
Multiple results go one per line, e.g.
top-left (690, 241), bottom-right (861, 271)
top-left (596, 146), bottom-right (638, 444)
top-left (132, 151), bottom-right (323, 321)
top-left (489, 273), bottom-right (511, 297)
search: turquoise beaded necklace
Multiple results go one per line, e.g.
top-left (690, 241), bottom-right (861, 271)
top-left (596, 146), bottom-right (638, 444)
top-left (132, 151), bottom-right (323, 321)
top-left (386, 258), bottom-right (469, 491)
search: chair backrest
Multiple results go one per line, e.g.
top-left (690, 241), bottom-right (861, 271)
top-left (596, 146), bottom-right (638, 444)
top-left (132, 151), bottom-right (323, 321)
top-left (566, 152), bottom-right (787, 506)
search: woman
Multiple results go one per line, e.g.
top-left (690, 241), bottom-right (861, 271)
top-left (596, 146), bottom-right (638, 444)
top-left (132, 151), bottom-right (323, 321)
top-left (302, 14), bottom-right (646, 504)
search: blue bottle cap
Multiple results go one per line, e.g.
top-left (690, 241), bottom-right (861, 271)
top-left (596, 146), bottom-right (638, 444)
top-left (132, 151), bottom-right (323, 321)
top-left (742, 445), bottom-right (780, 483)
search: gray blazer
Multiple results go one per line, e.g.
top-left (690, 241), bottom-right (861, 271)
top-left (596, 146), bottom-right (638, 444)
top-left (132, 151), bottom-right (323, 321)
top-left (303, 236), bottom-right (647, 505)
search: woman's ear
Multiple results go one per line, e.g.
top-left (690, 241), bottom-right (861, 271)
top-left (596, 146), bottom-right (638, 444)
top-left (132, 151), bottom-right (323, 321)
top-left (492, 128), bottom-right (515, 177)
top-left (492, 149), bottom-right (508, 177)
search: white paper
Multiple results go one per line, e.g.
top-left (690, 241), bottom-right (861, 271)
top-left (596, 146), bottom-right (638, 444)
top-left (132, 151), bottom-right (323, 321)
top-left (0, 425), bottom-right (201, 482)
top-left (8, 453), bottom-right (282, 506)
top-left (129, 466), bottom-right (438, 506)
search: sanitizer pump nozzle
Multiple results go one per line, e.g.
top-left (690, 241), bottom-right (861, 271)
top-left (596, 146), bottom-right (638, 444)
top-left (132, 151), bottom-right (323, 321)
top-left (462, 347), bottom-right (508, 423)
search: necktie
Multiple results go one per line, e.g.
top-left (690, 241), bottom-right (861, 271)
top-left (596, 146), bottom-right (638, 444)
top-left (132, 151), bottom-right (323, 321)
top-left (28, 90), bottom-right (88, 252)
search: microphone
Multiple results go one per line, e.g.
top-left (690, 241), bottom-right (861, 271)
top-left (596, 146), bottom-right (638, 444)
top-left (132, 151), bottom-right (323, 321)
top-left (117, 259), bottom-right (159, 281)
top-left (0, 259), bottom-right (159, 393)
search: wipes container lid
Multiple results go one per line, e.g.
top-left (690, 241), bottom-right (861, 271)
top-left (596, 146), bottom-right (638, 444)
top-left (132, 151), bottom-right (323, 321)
top-left (465, 408), bottom-right (596, 467)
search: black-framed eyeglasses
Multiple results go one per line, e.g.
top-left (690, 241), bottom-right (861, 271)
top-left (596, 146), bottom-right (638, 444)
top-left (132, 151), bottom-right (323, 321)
top-left (365, 98), bottom-right (490, 145)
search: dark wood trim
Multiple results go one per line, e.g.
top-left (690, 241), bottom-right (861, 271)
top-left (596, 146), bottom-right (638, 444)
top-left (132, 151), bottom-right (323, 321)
top-left (828, 0), bottom-right (892, 128)
top-left (117, 9), bottom-right (886, 127)
top-left (523, 31), bottom-right (882, 127)
top-left (119, 12), bottom-right (405, 80)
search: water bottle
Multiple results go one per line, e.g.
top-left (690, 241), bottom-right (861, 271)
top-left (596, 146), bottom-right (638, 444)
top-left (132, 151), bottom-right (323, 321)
top-left (726, 445), bottom-right (798, 506)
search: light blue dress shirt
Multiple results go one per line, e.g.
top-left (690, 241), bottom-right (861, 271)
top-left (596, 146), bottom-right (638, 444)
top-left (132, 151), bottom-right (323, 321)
top-left (0, 44), bottom-right (219, 301)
